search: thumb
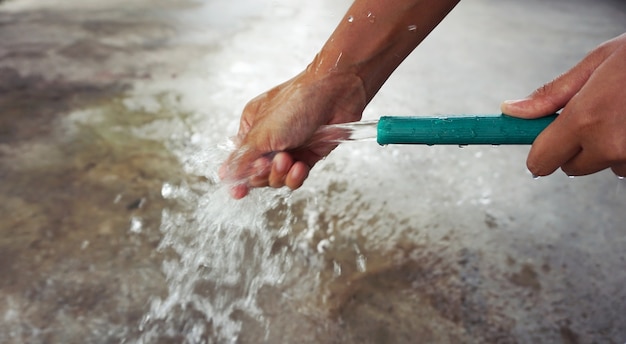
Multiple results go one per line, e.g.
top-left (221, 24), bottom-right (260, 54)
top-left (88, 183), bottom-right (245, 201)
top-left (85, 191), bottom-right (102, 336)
top-left (501, 49), bottom-right (605, 119)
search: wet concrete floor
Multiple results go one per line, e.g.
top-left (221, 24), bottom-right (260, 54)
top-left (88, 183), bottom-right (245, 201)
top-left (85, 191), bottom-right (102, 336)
top-left (1, 0), bottom-right (626, 343)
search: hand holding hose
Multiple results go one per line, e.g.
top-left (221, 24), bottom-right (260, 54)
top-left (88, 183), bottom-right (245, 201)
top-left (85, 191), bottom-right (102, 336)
top-left (502, 33), bottom-right (626, 178)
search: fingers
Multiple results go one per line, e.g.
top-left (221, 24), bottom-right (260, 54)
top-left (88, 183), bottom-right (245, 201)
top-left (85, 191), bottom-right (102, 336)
top-left (268, 153), bottom-right (311, 190)
top-left (248, 156), bottom-right (273, 187)
top-left (526, 98), bottom-right (626, 177)
top-left (285, 161), bottom-right (310, 190)
top-left (268, 152), bottom-right (292, 188)
top-left (221, 150), bottom-right (311, 199)
top-left (561, 149), bottom-right (613, 177)
top-left (501, 46), bottom-right (607, 119)
top-left (525, 112), bottom-right (582, 176)
top-left (220, 144), bottom-right (264, 183)
top-left (230, 183), bottom-right (250, 200)
top-left (504, 39), bottom-right (623, 177)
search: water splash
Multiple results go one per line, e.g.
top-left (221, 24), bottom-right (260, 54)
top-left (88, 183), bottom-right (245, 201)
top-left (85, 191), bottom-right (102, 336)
top-left (137, 175), bottom-right (296, 342)
top-left (132, 130), bottom-right (437, 342)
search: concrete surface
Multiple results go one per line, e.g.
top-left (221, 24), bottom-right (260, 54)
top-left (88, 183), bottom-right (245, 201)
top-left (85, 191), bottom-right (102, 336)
top-left (1, 0), bottom-right (626, 343)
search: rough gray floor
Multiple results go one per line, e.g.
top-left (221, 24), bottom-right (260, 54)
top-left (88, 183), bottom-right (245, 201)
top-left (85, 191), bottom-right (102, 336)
top-left (1, 0), bottom-right (626, 343)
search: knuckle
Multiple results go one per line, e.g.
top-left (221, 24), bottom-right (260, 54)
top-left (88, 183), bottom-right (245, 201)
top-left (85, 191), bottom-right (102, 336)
top-left (603, 137), bottom-right (626, 163)
top-left (530, 80), bottom-right (563, 110)
top-left (563, 105), bottom-right (598, 133)
top-left (242, 98), bottom-right (261, 115)
top-left (592, 37), bottom-right (618, 59)
top-left (535, 82), bottom-right (552, 95)
top-left (531, 82), bottom-right (553, 99)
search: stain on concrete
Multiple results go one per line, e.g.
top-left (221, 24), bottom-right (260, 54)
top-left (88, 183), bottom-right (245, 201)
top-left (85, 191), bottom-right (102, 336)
top-left (509, 263), bottom-right (541, 292)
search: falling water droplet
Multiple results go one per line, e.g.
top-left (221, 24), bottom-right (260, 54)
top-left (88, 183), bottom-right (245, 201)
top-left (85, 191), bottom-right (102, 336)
top-left (618, 175), bottom-right (625, 180)
top-left (317, 239), bottom-right (330, 253)
top-left (347, 15), bottom-right (354, 23)
top-left (408, 24), bottom-right (417, 32)
top-left (356, 254), bottom-right (367, 272)
top-left (333, 261), bottom-right (342, 277)
top-left (568, 175), bottom-right (575, 179)
top-left (129, 216), bottom-right (143, 233)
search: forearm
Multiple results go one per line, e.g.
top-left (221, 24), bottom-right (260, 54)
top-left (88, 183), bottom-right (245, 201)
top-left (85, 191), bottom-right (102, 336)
top-left (309, 0), bottom-right (460, 102)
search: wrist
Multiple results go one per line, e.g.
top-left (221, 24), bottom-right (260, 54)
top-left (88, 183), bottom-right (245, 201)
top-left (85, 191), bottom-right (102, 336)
top-left (305, 48), bottom-right (378, 105)
top-left (296, 64), bottom-right (367, 124)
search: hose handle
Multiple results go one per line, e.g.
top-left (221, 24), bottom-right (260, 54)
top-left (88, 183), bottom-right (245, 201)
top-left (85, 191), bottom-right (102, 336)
top-left (377, 114), bottom-right (557, 145)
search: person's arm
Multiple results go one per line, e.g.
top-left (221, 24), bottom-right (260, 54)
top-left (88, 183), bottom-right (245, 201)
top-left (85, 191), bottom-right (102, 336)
top-left (501, 33), bottom-right (626, 178)
top-left (314, 0), bottom-right (460, 101)
top-left (221, 0), bottom-right (460, 199)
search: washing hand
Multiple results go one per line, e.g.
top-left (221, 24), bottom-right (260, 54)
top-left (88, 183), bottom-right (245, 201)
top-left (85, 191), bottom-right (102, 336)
top-left (219, 0), bottom-right (458, 199)
top-left (219, 69), bottom-right (367, 199)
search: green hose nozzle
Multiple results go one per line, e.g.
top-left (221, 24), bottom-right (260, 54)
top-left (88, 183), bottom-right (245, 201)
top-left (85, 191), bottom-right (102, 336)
top-left (376, 114), bottom-right (557, 145)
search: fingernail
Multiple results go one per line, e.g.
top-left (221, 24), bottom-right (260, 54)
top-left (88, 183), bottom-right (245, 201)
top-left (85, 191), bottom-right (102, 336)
top-left (501, 99), bottom-right (528, 113)
top-left (502, 99), bottom-right (525, 105)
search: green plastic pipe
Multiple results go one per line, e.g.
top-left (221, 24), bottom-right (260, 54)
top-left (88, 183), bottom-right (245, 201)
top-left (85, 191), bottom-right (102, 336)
top-left (376, 114), bottom-right (557, 145)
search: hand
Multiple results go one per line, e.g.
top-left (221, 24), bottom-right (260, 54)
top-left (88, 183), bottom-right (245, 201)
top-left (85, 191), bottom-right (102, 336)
top-left (501, 33), bottom-right (626, 178)
top-left (220, 69), bottom-right (367, 199)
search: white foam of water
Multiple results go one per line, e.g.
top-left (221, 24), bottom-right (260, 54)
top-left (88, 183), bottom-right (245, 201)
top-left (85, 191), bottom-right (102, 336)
top-left (133, 122), bottom-right (324, 341)
top-left (138, 178), bottom-right (295, 342)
